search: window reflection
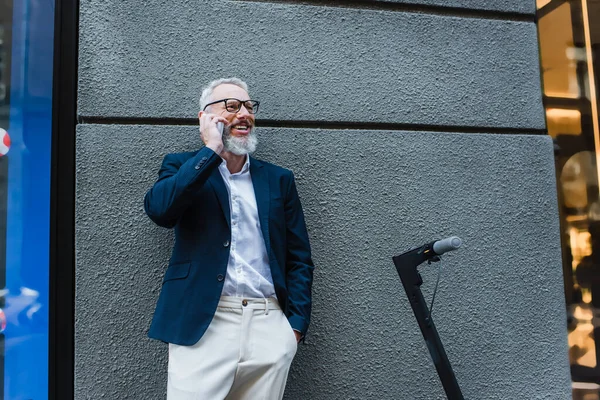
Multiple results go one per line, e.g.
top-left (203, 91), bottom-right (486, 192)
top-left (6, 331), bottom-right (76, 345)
top-left (539, 3), bottom-right (580, 99)
top-left (537, 0), bottom-right (600, 398)
top-left (548, 108), bottom-right (582, 136)
top-left (0, 0), bottom-right (54, 398)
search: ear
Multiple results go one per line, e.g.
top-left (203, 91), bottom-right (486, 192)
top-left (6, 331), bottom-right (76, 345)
top-left (198, 111), bottom-right (204, 119)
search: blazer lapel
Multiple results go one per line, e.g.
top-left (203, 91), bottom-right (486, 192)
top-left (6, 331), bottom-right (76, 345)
top-left (207, 170), bottom-right (231, 229)
top-left (250, 157), bottom-right (271, 254)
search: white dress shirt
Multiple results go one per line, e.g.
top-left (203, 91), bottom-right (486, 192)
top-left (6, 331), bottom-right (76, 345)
top-left (218, 156), bottom-right (276, 299)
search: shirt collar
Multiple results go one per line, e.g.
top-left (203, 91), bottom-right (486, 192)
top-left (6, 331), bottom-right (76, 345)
top-left (219, 155), bottom-right (250, 175)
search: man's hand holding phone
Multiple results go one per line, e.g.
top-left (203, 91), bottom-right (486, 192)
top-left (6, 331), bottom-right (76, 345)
top-left (199, 113), bottom-right (227, 155)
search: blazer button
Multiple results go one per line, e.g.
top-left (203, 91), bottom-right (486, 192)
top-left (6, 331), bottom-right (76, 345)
top-left (223, 240), bottom-right (230, 247)
top-left (217, 274), bottom-right (224, 282)
top-left (194, 165), bottom-right (200, 170)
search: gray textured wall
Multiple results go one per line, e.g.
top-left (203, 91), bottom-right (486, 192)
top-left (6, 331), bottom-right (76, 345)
top-left (78, 1), bottom-right (543, 128)
top-left (76, 0), bottom-right (571, 399)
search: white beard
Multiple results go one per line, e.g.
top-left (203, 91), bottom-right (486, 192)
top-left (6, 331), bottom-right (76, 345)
top-left (222, 126), bottom-right (258, 155)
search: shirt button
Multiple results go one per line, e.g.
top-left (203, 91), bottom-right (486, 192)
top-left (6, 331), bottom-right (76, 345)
top-left (217, 274), bottom-right (224, 282)
top-left (223, 240), bottom-right (230, 247)
top-left (242, 299), bottom-right (248, 307)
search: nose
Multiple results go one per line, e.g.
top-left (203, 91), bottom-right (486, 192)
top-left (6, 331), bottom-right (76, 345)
top-left (237, 104), bottom-right (251, 117)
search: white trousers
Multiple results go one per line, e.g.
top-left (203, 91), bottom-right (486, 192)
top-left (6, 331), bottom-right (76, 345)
top-left (167, 296), bottom-right (298, 400)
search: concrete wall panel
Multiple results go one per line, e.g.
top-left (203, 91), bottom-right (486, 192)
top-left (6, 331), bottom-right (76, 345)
top-left (78, 0), bottom-right (544, 129)
top-left (76, 124), bottom-right (569, 399)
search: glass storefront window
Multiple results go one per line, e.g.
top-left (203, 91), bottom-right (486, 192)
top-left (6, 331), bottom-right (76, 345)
top-left (0, 0), bottom-right (54, 398)
top-left (537, 0), bottom-right (600, 398)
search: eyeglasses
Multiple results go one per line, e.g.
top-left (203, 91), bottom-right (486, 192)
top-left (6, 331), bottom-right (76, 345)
top-left (203, 98), bottom-right (260, 114)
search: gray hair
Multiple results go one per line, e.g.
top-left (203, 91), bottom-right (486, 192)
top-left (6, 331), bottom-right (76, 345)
top-left (199, 77), bottom-right (249, 110)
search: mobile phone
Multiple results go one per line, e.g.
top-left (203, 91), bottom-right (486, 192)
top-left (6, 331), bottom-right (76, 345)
top-left (216, 122), bottom-right (224, 135)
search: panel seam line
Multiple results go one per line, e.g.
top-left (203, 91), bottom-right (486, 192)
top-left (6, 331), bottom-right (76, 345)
top-left (77, 117), bottom-right (546, 135)
top-left (230, 0), bottom-right (536, 23)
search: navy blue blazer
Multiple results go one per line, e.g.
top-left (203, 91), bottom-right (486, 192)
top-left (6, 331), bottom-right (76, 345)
top-left (144, 146), bottom-right (314, 346)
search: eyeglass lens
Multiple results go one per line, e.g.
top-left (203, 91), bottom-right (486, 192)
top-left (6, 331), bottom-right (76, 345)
top-left (225, 99), bottom-right (259, 114)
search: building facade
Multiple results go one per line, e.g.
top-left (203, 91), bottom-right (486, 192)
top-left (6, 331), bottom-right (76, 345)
top-left (2, 0), bottom-right (593, 398)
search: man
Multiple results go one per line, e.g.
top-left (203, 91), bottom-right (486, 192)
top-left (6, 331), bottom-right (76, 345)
top-left (144, 77), bottom-right (314, 399)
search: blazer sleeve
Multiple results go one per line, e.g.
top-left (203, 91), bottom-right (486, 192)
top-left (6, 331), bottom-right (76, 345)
top-left (284, 171), bottom-right (315, 337)
top-left (144, 147), bottom-right (221, 228)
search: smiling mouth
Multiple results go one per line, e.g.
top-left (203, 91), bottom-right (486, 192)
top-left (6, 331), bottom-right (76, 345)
top-left (231, 124), bottom-right (251, 134)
